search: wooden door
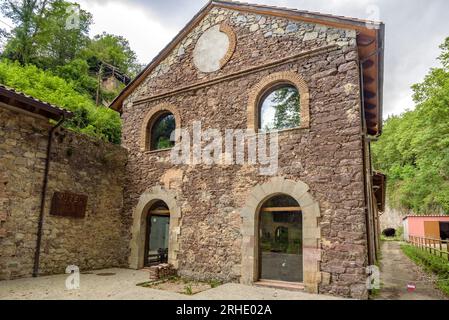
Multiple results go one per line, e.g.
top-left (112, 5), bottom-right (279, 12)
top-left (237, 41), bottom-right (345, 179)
top-left (424, 221), bottom-right (440, 239)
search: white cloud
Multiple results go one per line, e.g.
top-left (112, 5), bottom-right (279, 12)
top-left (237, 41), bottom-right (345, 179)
top-left (77, 0), bottom-right (180, 64)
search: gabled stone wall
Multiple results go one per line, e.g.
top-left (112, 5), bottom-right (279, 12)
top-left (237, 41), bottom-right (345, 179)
top-left (121, 7), bottom-right (369, 299)
top-left (0, 107), bottom-right (128, 280)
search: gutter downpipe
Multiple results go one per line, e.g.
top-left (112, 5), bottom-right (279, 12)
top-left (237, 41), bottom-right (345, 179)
top-left (359, 45), bottom-right (384, 266)
top-left (359, 58), bottom-right (374, 266)
top-left (33, 114), bottom-right (66, 278)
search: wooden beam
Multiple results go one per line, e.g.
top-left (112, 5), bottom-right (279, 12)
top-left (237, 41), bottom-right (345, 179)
top-left (261, 207), bottom-right (302, 212)
top-left (365, 102), bottom-right (377, 111)
top-left (366, 120), bottom-right (378, 128)
top-left (357, 34), bottom-right (376, 46)
top-left (363, 75), bottom-right (375, 84)
top-left (365, 111), bottom-right (377, 120)
top-left (364, 90), bottom-right (376, 99)
top-left (362, 59), bottom-right (375, 69)
top-left (149, 210), bottom-right (170, 215)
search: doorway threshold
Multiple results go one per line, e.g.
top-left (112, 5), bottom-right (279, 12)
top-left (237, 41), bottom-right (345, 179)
top-left (255, 279), bottom-right (305, 291)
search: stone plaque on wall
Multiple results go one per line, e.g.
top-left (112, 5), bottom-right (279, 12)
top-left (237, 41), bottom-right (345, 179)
top-left (50, 192), bottom-right (88, 218)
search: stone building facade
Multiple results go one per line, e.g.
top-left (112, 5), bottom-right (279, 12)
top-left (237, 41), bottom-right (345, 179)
top-left (0, 0), bottom-right (385, 300)
top-left (111, 1), bottom-right (385, 299)
top-left (0, 87), bottom-right (128, 280)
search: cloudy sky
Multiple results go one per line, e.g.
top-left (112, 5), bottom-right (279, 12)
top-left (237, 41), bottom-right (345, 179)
top-left (4, 0), bottom-right (449, 117)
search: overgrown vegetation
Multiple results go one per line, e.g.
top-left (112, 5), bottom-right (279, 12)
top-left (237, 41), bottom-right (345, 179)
top-left (184, 283), bottom-right (193, 295)
top-left (401, 244), bottom-right (449, 296)
top-left (137, 276), bottom-right (218, 296)
top-left (373, 37), bottom-right (449, 214)
top-left (0, 0), bottom-right (143, 143)
top-left (208, 279), bottom-right (222, 289)
top-left (0, 59), bottom-right (121, 143)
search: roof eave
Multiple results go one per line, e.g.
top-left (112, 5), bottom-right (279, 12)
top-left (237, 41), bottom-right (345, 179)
top-left (0, 85), bottom-right (73, 121)
top-left (377, 23), bottom-right (385, 136)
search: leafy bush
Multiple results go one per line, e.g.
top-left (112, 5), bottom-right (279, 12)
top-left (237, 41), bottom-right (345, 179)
top-left (0, 59), bottom-right (121, 144)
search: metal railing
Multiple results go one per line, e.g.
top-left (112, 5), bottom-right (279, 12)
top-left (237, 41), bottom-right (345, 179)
top-left (408, 235), bottom-right (449, 261)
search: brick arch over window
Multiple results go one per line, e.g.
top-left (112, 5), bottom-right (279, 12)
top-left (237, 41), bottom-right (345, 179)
top-left (247, 71), bottom-right (310, 131)
top-left (140, 103), bottom-right (182, 151)
top-left (219, 23), bottom-right (237, 68)
top-left (240, 177), bottom-right (321, 293)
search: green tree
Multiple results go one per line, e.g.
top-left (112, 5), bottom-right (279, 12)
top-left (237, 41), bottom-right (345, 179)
top-left (54, 58), bottom-right (97, 96)
top-left (1, 1), bottom-right (140, 102)
top-left (1, 0), bottom-right (92, 69)
top-left (33, 0), bottom-right (92, 68)
top-left (373, 37), bottom-right (449, 214)
top-left (83, 32), bottom-right (140, 77)
top-left (272, 87), bottom-right (300, 130)
top-left (0, 0), bottom-right (52, 64)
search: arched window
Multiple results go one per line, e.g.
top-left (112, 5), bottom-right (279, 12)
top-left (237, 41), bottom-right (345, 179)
top-left (141, 104), bottom-right (181, 152)
top-left (247, 71), bottom-right (310, 132)
top-left (259, 84), bottom-right (300, 132)
top-left (150, 112), bottom-right (176, 151)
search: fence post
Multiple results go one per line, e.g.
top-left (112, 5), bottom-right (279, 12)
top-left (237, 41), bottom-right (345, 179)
top-left (446, 240), bottom-right (449, 261)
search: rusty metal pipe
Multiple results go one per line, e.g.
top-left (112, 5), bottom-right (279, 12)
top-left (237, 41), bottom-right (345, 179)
top-left (33, 115), bottom-right (65, 277)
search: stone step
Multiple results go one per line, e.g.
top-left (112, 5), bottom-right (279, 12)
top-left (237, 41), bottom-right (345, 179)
top-left (255, 279), bottom-right (305, 292)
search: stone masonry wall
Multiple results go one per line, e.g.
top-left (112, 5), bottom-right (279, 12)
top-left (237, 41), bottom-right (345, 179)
top-left (0, 107), bottom-right (128, 280)
top-left (121, 8), bottom-right (369, 298)
top-left (380, 203), bottom-right (411, 232)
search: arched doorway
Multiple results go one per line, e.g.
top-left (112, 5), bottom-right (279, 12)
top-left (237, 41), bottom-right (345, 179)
top-left (259, 194), bottom-right (303, 283)
top-left (144, 200), bottom-right (170, 267)
top-left (129, 186), bottom-right (181, 270)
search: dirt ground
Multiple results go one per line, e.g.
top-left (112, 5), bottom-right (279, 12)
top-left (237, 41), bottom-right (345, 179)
top-left (376, 241), bottom-right (448, 300)
top-left (0, 268), bottom-right (342, 300)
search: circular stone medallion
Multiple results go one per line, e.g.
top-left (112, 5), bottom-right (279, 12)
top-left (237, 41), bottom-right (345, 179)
top-left (193, 24), bottom-right (235, 73)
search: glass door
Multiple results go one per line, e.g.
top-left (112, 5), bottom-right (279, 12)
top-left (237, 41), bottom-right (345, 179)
top-left (259, 195), bottom-right (303, 283)
top-left (145, 201), bottom-right (170, 266)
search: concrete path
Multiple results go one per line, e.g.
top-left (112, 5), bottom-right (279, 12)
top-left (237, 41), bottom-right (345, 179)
top-left (0, 268), bottom-right (342, 300)
top-left (377, 241), bottom-right (447, 300)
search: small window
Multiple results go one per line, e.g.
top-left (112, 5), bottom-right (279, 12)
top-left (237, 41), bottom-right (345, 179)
top-left (259, 85), bottom-right (300, 132)
top-left (150, 112), bottom-right (176, 151)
